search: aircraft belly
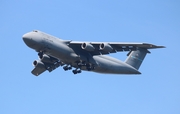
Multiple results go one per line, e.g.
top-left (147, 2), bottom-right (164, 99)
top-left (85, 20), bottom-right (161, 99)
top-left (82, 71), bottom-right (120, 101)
top-left (93, 55), bottom-right (140, 74)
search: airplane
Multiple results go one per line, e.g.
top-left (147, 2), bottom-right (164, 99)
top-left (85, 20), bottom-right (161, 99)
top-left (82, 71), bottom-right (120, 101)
top-left (22, 30), bottom-right (165, 76)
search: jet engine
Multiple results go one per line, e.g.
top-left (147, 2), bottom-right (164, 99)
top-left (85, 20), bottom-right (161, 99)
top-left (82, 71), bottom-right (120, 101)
top-left (99, 43), bottom-right (113, 52)
top-left (39, 54), bottom-right (59, 64)
top-left (33, 60), bottom-right (45, 68)
top-left (81, 43), bottom-right (95, 51)
top-left (39, 54), bottom-right (52, 63)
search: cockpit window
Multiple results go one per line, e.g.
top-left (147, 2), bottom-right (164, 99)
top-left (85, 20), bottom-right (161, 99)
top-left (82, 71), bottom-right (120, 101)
top-left (33, 30), bottom-right (38, 32)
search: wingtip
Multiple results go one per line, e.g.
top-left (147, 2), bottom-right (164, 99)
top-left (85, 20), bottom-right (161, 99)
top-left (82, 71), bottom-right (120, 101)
top-left (142, 43), bottom-right (166, 49)
top-left (150, 44), bottom-right (166, 48)
top-left (151, 44), bottom-right (166, 49)
top-left (157, 46), bottom-right (166, 48)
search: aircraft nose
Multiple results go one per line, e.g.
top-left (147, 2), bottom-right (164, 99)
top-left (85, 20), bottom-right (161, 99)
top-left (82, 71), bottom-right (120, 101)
top-left (22, 33), bottom-right (31, 42)
top-left (22, 33), bottom-right (35, 47)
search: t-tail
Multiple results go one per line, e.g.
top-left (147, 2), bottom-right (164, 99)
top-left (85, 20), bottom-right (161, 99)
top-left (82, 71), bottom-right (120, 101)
top-left (125, 48), bottom-right (150, 70)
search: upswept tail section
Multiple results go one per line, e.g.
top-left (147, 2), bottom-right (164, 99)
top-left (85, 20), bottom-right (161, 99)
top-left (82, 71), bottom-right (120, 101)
top-left (125, 48), bottom-right (150, 70)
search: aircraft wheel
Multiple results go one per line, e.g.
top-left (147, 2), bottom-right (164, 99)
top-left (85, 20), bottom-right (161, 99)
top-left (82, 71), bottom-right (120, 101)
top-left (68, 67), bottom-right (72, 70)
top-left (72, 70), bottom-right (77, 74)
top-left (63, 66), bottom-right (69, 71)
top-left (87, 67), bottom-right (91, 71)
top-left (48, 68), bottom-right (53, 72)
top-left (77, 70), bottom-right (81, 73)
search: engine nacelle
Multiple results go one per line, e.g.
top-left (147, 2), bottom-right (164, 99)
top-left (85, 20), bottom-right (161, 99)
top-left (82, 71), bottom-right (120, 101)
top-left (39, 54), bottom-right (52, 63)
top-left (33, 60), bottom-right (45, 68)
top-left (99, 43), bottom-right (113, 52)
top-left (39, 54), bottom-right (59, 64)
top-left (81, 43), bottom-right (95, 51)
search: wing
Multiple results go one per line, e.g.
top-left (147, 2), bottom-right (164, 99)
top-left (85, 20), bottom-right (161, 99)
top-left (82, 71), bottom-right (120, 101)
top-left (68, 41), bottom-right (165, 55)
top-left (31, 62), bottom-right (47, 76)
top-left (31, 54), bottom-right (62, 76)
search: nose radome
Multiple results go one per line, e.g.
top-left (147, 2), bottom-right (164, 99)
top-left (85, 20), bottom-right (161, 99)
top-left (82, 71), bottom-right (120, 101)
top-left (23, 33), bottom-right (29, 41)
top-left (22, 33), bottom-right (31, 40)
top-left (22, 32), bottom-right (35, 47)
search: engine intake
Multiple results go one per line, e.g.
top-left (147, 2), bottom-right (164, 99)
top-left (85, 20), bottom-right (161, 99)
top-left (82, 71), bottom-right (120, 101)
top-left (33, 60), bottom-right (45, 68)
top-left (81, 43), bottom-right (95, 51)
top-left (99, 43), bottom-right (113, 52)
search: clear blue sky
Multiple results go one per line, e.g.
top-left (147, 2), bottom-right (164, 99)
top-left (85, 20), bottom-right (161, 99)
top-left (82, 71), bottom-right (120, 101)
top-left (0, 0), bottom-right (179, 114)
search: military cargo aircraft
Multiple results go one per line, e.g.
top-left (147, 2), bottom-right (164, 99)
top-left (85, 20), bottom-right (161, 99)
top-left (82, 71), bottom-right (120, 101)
top-left (22, 30), bottom-right (164, 76)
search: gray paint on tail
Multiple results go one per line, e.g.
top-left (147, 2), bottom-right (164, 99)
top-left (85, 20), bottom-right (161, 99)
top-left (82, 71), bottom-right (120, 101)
top-left (125, 48), bottom-right (150, 70)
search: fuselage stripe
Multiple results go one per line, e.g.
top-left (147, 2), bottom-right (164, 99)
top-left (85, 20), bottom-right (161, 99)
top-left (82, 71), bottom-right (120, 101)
top-left (131, 56), bottom-right (143, 62)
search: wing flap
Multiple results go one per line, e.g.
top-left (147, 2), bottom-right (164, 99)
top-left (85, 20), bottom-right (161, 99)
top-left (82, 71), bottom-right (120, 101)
top-left (31, 66), bottom-right (46, 76)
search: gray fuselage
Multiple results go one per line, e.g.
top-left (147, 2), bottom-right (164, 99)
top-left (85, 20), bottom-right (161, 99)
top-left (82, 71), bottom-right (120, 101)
top-left (22, 30), bottom-right (140, 74)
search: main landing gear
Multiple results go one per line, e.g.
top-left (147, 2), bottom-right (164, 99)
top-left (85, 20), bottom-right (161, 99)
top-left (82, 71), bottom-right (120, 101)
top-left (72, 68), bottom-right (81, 74)
top-left (63, 65), bottom-right (82, 74)
top-left (63, 65), bottom-right (72, 71)
top-left (56, 61), bottom-right (95, 74)
top-left (71, 62), bottom-right (95, 75)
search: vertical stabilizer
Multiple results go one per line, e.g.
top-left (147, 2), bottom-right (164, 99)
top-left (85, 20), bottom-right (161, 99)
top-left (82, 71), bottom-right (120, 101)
top-left (125, 48), bottom-right (150, 70)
